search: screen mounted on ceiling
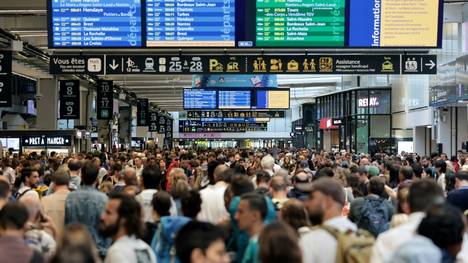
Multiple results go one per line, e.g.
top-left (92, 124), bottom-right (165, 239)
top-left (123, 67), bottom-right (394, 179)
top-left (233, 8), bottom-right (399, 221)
top-left (47, 0), bottom-right (443, 49)
top-left (146, 0), bottom-right (236, 47)
top-left (48, 0), bottom-right (142, 48)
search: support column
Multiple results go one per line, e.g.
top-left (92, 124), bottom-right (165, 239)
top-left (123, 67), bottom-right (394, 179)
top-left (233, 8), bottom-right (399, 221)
top-left (36, 78), bottom-right (58, 130)
top-left (118, 106), bottom-right (131, 149)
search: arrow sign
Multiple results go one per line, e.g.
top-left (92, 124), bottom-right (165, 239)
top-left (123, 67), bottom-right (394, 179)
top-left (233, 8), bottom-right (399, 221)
top-left (425, 60), bottom-right (436, 70)
top-left (109, 59), bottom-right (119, 70)
top-left (402, 55), bottom-right (437, 75)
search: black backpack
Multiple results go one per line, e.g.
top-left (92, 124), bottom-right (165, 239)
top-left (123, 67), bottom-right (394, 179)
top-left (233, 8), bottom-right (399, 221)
top-left (357, 197), bottom-right (390, 237)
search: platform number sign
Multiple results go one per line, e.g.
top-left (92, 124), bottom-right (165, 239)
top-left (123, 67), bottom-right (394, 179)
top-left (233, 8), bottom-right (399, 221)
top-left (158, 115), bottom-right (166, 134)
top-left (59, 80), bottom-right (80, 119)
top-left (148, 112), bottom-right (158, 132)
top-left (137, 99), bottom-right (149, 126)
top-left (97, 80), bottom-right (114, 120)
top-left (0, 51), bottom-right (12, 107)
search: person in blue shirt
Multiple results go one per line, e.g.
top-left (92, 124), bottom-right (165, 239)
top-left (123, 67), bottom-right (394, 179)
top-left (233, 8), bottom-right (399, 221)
top-left (235, 193), bottom-right (267, 263)
top-left (65, 162), bottom-right (111, 257)
top-left (447, 171), bottom-right (468, 212)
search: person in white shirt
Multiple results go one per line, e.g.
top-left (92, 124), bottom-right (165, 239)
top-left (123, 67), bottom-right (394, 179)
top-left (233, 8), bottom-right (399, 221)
top-left (198, 161), bottom-right (229, 223)
top-left (136, 165), bottom-right (176, 222)
top-left (100, 192), bottom-right (156, 263)
top-left (134, 157), bottom-right (144, 178)
top-left (16, 167), bottom-right (40, 200)
top-left (434, 160), bottom-right (447, 192)
top-left (371, 179), bottom-right (445, 263)
top-left (299, 177), bottom-right (357, 263)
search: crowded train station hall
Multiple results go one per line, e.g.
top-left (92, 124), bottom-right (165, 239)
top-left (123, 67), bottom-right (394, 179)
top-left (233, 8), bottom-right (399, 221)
top-left (0, 0), bottom-right (467, 262)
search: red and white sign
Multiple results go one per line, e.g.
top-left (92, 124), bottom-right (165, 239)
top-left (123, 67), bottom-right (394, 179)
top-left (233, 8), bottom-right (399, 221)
top-left (320, 118), bottom-right (339, 129)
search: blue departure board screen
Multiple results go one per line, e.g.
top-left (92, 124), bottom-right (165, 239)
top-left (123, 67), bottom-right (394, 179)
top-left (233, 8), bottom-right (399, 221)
top-left (146, 0), bottom-right (235, 47)
top-left (49, 0), bottom-right (142, 47)
top-left (254, 90), bottom-right (290, 109)
top-left (183, 89), bottom-right (217, 110)
top-left (218, 90), bottom-right (251, 109)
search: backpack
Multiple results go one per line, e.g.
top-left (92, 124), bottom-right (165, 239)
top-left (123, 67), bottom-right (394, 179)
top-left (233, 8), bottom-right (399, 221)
top-left (358, 197), bottom-right (390, 237)
top-left (151, 216), bottom-right (191, 263)
top-left (14, 188), bottom-right (32, 200)
top-left (320, 225), bottom-right (375, 263)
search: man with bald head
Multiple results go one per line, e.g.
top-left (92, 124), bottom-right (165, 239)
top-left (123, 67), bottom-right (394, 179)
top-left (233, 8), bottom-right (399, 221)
top-left (198, 161), bottom-right (230, 223)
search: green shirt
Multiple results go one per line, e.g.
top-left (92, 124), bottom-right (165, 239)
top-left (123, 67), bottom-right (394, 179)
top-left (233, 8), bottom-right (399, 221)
top-left (242, 235), bottom-right (260, 263)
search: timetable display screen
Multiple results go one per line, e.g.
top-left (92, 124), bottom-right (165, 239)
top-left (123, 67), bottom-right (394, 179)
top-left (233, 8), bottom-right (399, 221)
top-left (348, 0), bottom-right (442, 47)
top-left (146, 0), bottom-right (235, 47)
top-left (255, 90), bottom-right (290, 109)
top-left (49, 0), bottom-right (142, 48)
top-left (255, 0), bottom-right (345, 47)
top-left (47, 0), bottom-right (442, 49)
top-left (218, 90), bottom-right (251, 109)
top-left (183, 89), bottom-right (217, 110)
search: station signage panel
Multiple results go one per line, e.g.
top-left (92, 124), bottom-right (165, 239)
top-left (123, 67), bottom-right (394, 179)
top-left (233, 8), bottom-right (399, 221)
top-left (187, 110), bottom-right (285, 119)
top-left (146, 0), bottom-right (235, 47)
top-left (50, 54), bottom-right (437, 75)
top-left (402, 55), bottom-right (438, 75)
top-left (148, 112), bottom-right (159, 132)
top-left (192, 75), bottom-right (278, 88)
top-left (21, 135), bottom-right (72, 147)
top-left (50, 55), bottom-right (105, 74)
top-left (48, 0), bottom-right (442, 49)
top-left (49, 0), bottom-right (142, 48)
top-left (179, 120), bottom-right (267, 133)
top-left (0, 51), bottom-right (12, 108)
top-left (256, 0), bottom-right (345, 47)
top-left (158, 114), bottom-right (167, 134)
top-left (165, 118), bottom-right (173, 139)
top-left (349, 0), bottom-right (442, 48)
top-left (96, 80), bottom-right (114, 120)
top-left (59, 80), bottom-right (80, 119)
top-left (136, 98), bottom-right (149, 126)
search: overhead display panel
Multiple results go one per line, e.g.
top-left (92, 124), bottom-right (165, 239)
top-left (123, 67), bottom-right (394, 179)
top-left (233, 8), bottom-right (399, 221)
top-left (49, 0), bottom-right (142, 48)
top-left (183, 89), bottom-right (217, 110)
top-left (218, 90), bottom-right (251, 109)
top-left (48, 0), bottom-right (442, 49)
top-left (254, 90), bottom-right (290, 109)
top-left (146, 0), bottom-right (235, 47)
top-left (255, 0), bottom-right (345, 47)
top-left (349, 0), bottom-right (442, 47)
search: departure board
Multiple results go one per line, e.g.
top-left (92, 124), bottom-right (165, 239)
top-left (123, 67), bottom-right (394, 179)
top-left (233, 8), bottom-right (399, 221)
top-left (349, 0), bottom-right (442, 47)
top-left (255, 0), bottom-right (345, 47)
top-left (146, 0), bottom-right (235, 47)
top-left (183, 89), bottom-right (217, 109)
top-left (50, 0), bottom-right (142, 47)
top-left (218, 90), bottom-right (251, 109)
top-left (255, 90), bottom-right (290, 109)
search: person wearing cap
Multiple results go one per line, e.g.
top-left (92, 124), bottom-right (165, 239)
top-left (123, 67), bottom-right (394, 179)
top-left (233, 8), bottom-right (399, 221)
top-left (299, 177), bottom-right (357, 262)
top-left (447, 171), bottom-right (468, 213)
top-left (368, 165), bottom-right (381, 178)
top-left (287, 170), bottom-right (312, 201)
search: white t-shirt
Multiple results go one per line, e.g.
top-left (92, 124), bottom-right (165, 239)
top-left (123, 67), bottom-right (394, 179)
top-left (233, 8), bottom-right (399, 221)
top-left (197, 181), bottom-right (229, 224)
top-left (104, 235), bottom-right (156, 263)
top-left (135, 189), bottom-right (177, 222)
top-left (17, 186), bottom-right (40, 200)
top-left (371, 212), bottom-right (426, 263)
top-left (300, 216), bottom-right (357, 263)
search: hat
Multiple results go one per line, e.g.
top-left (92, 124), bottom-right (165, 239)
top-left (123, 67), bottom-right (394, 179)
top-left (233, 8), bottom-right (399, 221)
top-left (367, 166), bottom-right (380, 177)
top-left (456, 170), bottom-right (468, 181)
top-left (341, 161), bottom-right (349, 168)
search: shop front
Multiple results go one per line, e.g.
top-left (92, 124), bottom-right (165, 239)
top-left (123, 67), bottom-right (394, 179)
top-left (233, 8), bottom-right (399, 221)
top-left (0, 130), bottom-right (76, 156)
top-left (315, 88), bottom-right (393, 155)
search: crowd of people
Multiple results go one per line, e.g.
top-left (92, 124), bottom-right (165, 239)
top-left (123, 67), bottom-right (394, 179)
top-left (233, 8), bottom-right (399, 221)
top-left (0, 147), bottom-right (467, 263)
